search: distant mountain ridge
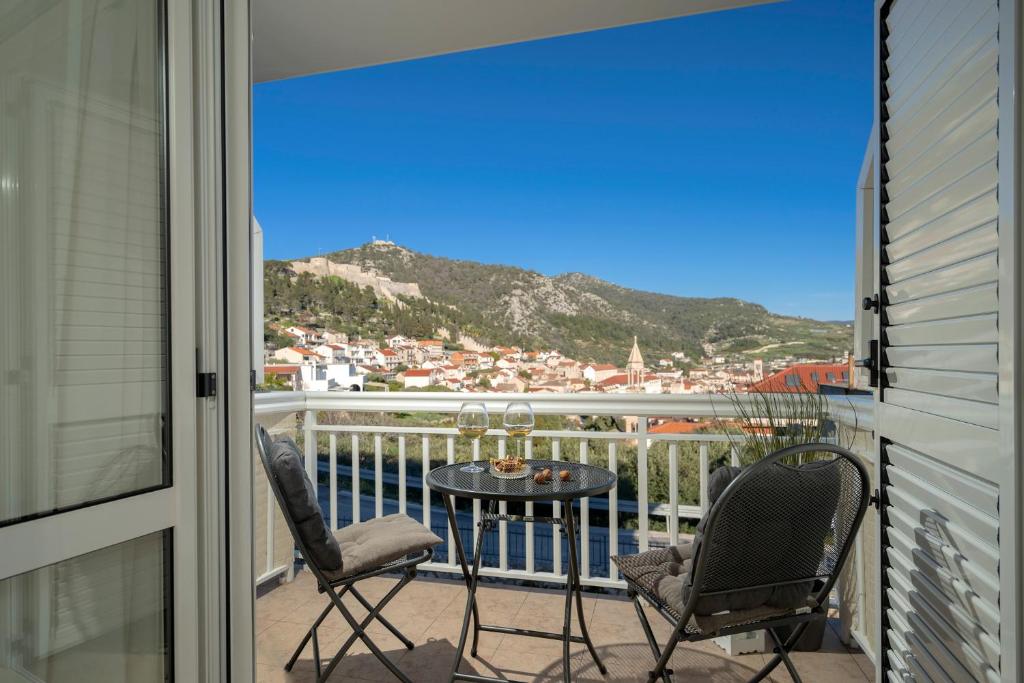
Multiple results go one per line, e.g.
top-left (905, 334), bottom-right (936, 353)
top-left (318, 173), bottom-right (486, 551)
top-left (263, 242), bottom-right (852, 365)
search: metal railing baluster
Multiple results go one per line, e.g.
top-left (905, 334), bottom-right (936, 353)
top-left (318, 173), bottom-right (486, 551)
top-left (422, 436), bottom-right (431, 531)
top-left (699, 442), bottom-right (710, 518)
top-left (498, 436), bottom-right (508, 571)
top-left (351, 435), bottom-right (360, 524)
top-left (668, 443), bottom-right (678, 546)
top-left (472, 438), bottom-right (481, 554)
top-left (447, 435), bottom-right (456, 565)
top-left (525, 437), bottom-right (534, 574)
top-left (579, 440), bottom-right (590, 579)
top-left (608, 441), bottom-right (618, 579)
top-left (398, 436), bottom-right (407, 515)
top-left (552, 437), bottom-right (562, 577)
top-left (374, 435), bottom-right (383, 518)
top-left (638, 417), bottom-right (649, 553)
top-left (329, 434), bottom-right (338, 531)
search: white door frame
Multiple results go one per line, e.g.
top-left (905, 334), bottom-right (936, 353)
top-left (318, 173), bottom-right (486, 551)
top-left (0, 0), bottom-right (200, 678)
top-left (189, 0), bottom-right (255, 680)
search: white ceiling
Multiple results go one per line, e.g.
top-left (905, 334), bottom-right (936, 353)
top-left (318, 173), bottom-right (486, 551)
top-left (253, 0), bottom-right (777, 83)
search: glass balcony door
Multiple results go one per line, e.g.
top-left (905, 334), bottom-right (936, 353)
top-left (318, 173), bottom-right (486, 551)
top-left (0, 1), bottom-right (199, 680)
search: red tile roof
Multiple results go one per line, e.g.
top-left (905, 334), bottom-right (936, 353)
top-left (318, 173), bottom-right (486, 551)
top-left (649, 421), bottom-right (706, 434)
top-left (597, 373), bottom-right (658, 387)
top-left (379, 349), bottom-right (398, 357)
top-left (264, 365), bottom-right (300, 374)
top-left (748, 363), bottom-right (849, 393)
top-left (404, 369), bottom-right (436, 377)
top-left (285, 347), bottom-right (319, 356)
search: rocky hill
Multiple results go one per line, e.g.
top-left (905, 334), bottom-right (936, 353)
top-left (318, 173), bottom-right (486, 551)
top-left (263, 242), bottom-right (852, 365)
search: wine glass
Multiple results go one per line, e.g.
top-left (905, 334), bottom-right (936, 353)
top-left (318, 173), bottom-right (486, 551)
top-left (503, 402), bottom-right (534, 460)
top-left (457, 402), bottom-right (488, 473)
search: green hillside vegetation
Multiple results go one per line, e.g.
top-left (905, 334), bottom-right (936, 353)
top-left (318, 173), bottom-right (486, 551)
top-left (264, 242), bottom-right (852, 364)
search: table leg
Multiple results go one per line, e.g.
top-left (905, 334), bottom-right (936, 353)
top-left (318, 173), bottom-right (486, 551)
top-left (443, 494), bottom-right (481, 644)
top-left (446, 495), bottom-right (488, 683)
top-left (561, 514), bottom-right (575, 683)
top-left (563, 506), bottom-right (607, 676)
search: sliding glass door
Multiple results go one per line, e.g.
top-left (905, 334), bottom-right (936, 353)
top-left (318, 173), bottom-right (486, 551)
top-left (0, 0), bottom-right (198, 679)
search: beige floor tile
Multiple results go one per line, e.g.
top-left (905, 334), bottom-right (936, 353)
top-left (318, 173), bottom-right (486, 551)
top-left (255, 574), bottom-right (871, 682)
top-left (423, 614), bottom-right (507, 653)
top-left (851, 651), bottom-right (875, 680)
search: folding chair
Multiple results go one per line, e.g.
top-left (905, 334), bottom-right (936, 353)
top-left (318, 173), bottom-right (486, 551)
top-left (613, 442), bottom-right (870, 683)
top-left (255, 425), bottom-right (443, 682)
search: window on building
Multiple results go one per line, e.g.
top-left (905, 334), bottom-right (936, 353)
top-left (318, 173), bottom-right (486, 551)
top-left (785, 374), bottom-right (800, 387)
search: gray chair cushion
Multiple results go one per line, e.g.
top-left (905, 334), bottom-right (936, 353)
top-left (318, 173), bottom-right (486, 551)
top-left (267, 435), bottom-right (343, 572)
top-left (323, 514), bottom-right (443, 581)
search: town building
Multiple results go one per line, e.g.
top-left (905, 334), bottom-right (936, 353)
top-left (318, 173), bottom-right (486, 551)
top-left (273, 346), bottom-right (321, 365)
top-left (402, 368), bottom-right (442, 388)
top-left (748, 362), bottom-right (850, 393)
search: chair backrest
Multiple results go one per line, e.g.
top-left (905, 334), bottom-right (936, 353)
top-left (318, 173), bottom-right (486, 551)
top-left (255, 424), bottom-right (343, 578)
top-left (686, 442), bottom-right (869, 612)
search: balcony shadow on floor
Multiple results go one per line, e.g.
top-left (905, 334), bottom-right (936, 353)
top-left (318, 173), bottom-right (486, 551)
top-left (267, 639), bottom-right (765, 683)
top-left (494, 641), bottom-right (764, 683)
top-left (265, 637), bottom-right (499, 683)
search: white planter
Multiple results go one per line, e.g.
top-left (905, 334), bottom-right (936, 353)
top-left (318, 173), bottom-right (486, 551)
top-left (713, 630), bottom-right (766, 655)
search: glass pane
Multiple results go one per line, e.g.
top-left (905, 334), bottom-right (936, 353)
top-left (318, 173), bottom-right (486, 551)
top-left (0, 531), bottom-right (170, 682)
top-left (0, 0), bottom-right (169, 523)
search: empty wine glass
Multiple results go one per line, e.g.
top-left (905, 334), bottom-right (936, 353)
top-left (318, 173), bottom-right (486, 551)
top-left (457, 402), bottom-right (488, 473)
top-left (503, 401), bottom-right (534, 459)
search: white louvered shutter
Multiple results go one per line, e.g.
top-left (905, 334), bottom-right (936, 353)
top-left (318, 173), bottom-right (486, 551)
top-left (877, 1), bottom-right (1005, 681)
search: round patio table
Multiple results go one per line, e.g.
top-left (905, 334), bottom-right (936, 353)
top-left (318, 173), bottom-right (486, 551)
top-left (426, 459), bottom-right (617, 683)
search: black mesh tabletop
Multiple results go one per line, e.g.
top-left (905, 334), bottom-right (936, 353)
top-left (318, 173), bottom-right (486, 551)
top-left (425, 459), bottom-right (616, 502)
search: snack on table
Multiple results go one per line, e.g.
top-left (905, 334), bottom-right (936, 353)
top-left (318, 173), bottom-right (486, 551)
top-left (490, 457), bottom-right (526, 473)
top-left (559, 469), bottom-right (571, 482)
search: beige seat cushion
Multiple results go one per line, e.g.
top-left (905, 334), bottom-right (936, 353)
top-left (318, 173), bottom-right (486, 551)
top-left (323, 514), bottom-right (442, 581)
top-left (613, 543), bottom-right (816, 636)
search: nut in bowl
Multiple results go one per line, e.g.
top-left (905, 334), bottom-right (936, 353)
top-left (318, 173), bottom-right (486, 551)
top-left (489, 457), bottom-right (528, 479)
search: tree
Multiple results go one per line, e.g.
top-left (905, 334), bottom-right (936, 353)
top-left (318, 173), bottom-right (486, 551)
top-left (258, 373), bottom-right (292, 392)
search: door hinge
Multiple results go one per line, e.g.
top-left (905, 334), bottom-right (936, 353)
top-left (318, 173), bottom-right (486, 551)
top-left (869, 489), bottom-right (881, 510)
top-left (855, 339), bottom-right (880, 388)
top-left (196, 372), bottom-right (217, 398)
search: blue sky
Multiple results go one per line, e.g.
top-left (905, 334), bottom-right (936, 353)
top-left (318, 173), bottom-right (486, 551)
top-left (254, 2), bottom-right (873, 320)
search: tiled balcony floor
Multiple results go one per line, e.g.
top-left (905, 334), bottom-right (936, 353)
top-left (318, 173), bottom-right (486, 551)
top-left (256, 571), bottom-right (872, 683)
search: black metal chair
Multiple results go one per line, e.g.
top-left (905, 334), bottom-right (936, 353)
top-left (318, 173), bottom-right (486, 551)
top-left (613, 442), bottom-right (870, 683)
top-left (255, 425), bottom-right (443, 682)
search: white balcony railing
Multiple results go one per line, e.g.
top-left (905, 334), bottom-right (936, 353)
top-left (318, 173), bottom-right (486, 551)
top-left (253, 390), bottom-right (873, 592)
